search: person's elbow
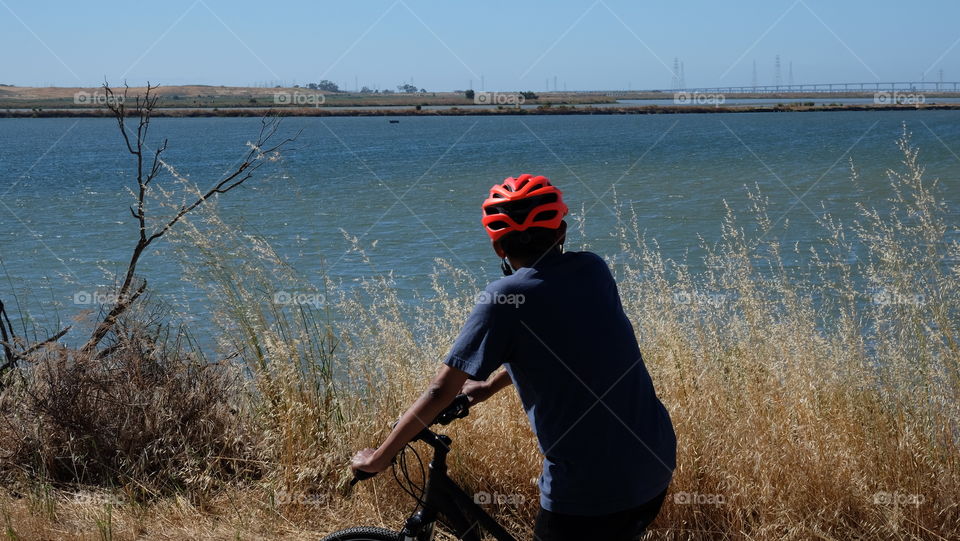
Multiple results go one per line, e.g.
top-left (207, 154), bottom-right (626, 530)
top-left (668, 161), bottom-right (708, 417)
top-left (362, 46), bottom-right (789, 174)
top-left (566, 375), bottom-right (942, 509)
top-left (424, 382), bottom-right (454, 402)
top-left (423, 365), bottom-right (469, 403)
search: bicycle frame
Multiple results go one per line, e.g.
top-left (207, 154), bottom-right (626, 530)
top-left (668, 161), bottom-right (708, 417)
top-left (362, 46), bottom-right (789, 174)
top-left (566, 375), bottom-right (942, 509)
top-left (399, 428), bottom-right (517, 541)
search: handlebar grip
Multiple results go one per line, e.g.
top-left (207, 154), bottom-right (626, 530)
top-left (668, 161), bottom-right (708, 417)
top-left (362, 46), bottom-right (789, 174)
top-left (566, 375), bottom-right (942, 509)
top-left (350, 469), bottom-right (378, 486)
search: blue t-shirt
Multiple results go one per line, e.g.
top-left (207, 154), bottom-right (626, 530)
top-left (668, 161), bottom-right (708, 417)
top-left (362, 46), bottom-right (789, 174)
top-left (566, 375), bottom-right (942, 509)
top-left (444, 250), bottom-right (676, 516)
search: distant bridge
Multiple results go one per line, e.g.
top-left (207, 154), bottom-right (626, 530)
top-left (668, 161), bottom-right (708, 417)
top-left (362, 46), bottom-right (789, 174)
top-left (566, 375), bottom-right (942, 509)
top-left (594, 82), bottom-right (960, 95)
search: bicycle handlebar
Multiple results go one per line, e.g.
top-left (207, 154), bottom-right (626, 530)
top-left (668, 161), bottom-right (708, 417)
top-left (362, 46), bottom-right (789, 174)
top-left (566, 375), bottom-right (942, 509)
top-left (349, 394), bottom-right (472, 486)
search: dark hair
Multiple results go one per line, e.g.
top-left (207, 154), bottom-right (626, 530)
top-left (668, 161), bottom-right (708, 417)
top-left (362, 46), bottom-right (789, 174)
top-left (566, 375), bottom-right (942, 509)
top-left (499, 227), bottom-right (562, 261)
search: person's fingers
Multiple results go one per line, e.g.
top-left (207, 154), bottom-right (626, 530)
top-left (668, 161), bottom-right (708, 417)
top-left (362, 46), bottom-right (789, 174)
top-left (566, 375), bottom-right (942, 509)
top-left (350, 448), bottom-right (376, 471)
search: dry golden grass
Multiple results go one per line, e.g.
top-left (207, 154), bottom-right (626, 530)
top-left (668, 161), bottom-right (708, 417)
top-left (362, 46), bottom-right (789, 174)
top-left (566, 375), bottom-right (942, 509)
top-left (1, 127), bottom-right (957, 540)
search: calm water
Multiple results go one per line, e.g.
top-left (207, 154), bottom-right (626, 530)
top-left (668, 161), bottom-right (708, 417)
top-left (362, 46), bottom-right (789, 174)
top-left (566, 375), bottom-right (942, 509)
top-left (1, 112), bottom-right (959, 345)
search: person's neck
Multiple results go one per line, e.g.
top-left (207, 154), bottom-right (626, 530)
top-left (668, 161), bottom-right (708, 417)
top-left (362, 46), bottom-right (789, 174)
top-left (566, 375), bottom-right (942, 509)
top-left (507, 247), bottom-right (561, 271)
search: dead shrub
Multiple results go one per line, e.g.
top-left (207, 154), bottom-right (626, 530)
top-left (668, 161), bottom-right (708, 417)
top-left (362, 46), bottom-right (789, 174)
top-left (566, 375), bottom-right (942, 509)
top-left (0, 312), bottom-right (258, 499)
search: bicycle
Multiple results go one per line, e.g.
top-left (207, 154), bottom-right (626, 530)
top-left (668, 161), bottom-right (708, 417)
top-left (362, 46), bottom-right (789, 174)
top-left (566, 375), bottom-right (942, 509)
top-left (322, 394), bottom-right (518, 541)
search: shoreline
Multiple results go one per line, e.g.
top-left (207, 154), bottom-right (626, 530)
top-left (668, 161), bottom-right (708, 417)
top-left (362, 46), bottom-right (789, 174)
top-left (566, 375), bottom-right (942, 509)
top-left (4, 102), bottom-right (960, 118)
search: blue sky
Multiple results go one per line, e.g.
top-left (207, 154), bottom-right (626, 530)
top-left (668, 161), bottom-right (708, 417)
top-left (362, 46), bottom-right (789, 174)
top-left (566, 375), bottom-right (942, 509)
top-left (2, 0), bottom-right (959, 91)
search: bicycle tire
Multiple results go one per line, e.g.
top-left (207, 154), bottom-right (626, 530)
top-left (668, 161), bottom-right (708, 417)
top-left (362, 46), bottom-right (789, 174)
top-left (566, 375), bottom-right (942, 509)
top-left (320, 526), bottom-right (402, 541)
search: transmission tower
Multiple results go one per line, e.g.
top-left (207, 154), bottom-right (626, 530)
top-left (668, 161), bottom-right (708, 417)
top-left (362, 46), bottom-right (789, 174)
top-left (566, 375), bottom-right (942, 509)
top-left (774, 55), bottom-right (782, 87)
top-left (672, 57), bottom-right (681, 90)
top-left (752, 60), bottom-right (758, 89)
top-left (788, 61), bottom-right (794, 86)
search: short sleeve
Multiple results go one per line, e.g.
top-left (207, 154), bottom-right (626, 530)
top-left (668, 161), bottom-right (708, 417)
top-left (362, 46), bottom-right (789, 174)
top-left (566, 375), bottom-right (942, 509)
top-left (443, 285), bottom-right (517, 380)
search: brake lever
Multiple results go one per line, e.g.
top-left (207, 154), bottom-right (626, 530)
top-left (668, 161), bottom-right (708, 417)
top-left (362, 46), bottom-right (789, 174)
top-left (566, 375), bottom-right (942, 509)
top-left (435, 394), bottom-right (471, 425)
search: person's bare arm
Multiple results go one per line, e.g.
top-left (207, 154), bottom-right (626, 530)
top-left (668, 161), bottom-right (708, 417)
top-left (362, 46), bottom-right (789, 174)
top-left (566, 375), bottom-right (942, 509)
top-left (460, 369), bottom-right (513, 404)
top-left (351, 364), bottom-right (469, 474)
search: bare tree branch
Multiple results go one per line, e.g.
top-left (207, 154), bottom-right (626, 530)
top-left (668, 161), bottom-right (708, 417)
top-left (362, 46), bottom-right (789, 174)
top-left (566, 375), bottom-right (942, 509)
top-left (81, 83), bottom-right (297, 353)
top-left (0, 299), bottom-right (16, 370)
top-left (1, 326), bottom-right (71, 368)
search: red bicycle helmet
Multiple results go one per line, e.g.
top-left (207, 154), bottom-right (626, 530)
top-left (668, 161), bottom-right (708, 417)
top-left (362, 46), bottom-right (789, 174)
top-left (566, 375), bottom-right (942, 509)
top-left (481, 174), bottom-right (568, 241)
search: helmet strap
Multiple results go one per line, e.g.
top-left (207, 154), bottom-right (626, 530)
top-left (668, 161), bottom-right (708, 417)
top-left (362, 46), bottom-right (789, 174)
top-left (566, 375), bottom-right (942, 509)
top-left (500, 258), bottom-right (514, 276)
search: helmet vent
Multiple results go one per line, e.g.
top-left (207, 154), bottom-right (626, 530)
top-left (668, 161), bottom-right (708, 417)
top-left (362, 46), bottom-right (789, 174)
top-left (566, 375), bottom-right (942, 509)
top-left (534, 210), bottom-right (558, 222)
top-left (491, 193), bottom-right (557, 224)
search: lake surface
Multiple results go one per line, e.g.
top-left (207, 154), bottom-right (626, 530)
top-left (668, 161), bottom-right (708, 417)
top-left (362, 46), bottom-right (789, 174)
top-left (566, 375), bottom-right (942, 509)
top-left (1, 112), bottom-right (958, 346)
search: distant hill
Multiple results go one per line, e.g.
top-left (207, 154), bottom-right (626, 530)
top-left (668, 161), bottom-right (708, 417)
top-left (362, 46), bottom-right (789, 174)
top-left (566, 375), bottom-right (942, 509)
top-left (0, 84), bottom-right (612, 109)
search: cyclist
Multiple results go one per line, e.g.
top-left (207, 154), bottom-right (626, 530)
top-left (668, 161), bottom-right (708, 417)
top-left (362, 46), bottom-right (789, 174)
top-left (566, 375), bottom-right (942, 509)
top-left (351, 174), bottom-right (676, 540)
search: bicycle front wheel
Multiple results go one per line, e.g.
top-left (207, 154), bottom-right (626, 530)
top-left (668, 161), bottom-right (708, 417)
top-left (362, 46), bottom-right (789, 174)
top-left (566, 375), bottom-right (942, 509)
top-left (320, 526), bottom-right (402, 541)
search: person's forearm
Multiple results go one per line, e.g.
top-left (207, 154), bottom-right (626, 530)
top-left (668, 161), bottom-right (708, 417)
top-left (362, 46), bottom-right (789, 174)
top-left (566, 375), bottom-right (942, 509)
top-left (371, 383), bottom-right (460, 466)
top-left (487, 369), bottom-right (513, 394)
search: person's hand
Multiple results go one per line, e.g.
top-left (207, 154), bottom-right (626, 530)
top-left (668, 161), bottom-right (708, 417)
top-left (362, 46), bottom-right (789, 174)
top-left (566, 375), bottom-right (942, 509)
top-left (460, 379), bottom-right (493, 404)
top-left (350, 448), bottom-right (389, 475)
